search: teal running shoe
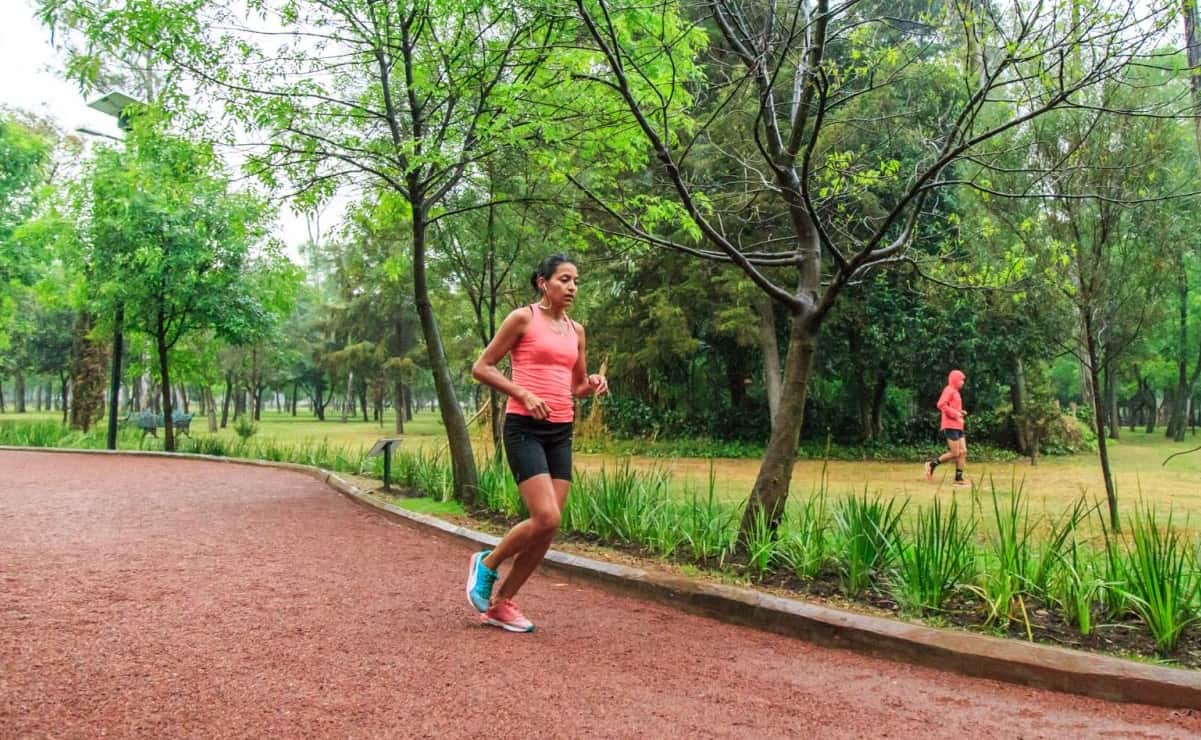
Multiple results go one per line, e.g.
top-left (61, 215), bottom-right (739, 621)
top-left (466, 550), bottom-right (498, 612)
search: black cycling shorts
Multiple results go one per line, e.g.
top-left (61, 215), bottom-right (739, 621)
top-left (942, 428), bottom-right (965, 442)
top-left (503, 413), bottom-right (574, 484)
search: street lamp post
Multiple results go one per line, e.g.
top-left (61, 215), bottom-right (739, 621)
top-left (86, 91), bottom-right (143, 451)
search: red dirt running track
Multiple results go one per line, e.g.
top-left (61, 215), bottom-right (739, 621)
top-left (2, 450), bottom-right (1199, 738)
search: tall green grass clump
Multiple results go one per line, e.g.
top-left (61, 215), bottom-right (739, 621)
top-left (776, 485), bottom-right (831, 581)
top-left (970, 481), bottom-right (1038, 629)
top-left (674, 464), bottom-right (737, 561)
top-left (1119, 508), bottom-right (1201, 654)
top-left (568, 462), bottom-right (672, 547)
top-left (1048, 539), bottom-right (1107, 637)
top-left (392, 448), bottom-right (453, 501)
top-left (889, 496), bottom-right (976, 614)
top-left (833, 491), bottom-right (906, 594)
top-left (475, 457), bottom-right (525, 518)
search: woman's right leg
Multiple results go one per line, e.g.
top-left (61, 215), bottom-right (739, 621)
top-left (482, 473), bottom-right (560, 574)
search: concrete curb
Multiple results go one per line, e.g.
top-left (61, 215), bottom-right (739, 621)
top-left (7, 445), bottom-right (1201, 710)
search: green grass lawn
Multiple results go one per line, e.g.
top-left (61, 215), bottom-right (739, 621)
top-left (4, 408), bottom-right (1198, 520)
top-left (0, 408), bottom-right (449, 451)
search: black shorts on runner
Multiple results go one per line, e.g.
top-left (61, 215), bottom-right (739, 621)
top-left (942, 429), bottom-right (964, 442)
top-left (503, 413), bottom-right (574, 483)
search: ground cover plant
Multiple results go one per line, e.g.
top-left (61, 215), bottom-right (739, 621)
top-left (378, 449), bottom-right (1201, 668)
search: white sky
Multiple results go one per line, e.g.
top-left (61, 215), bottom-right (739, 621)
top-left (0, 0), bottom-right (326, 256)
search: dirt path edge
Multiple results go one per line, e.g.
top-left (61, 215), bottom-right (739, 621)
top-left (8, 445), bottom-right (1200, 710)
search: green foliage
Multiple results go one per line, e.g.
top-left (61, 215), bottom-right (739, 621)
top-left (833, 492), bottom-right (907, 595)
top-left (889, 497), bottom-right (977, 614)
top-left (1119, 508), bottom-right (1201, 654)
top-left (232, 415), bottom-right (258, 440)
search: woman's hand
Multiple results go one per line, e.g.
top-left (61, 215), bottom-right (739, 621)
top-left (588, 374), bottom-right (609, 397)
top-left (521, 390), bottom-right (551, 420)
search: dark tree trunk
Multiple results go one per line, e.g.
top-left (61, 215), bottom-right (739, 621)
top-left (412, 196), bottom-right (477, 504)
top-left (393, 380), bottom-right (405, 434)
top-left (221, 372), bottom-right (233, 428)
top-left (156, 320), bottom-right (175, 453)
top-left (490, 388), bottom-right (504, 462)
top-left (180, 384), bottom-right (190, 415)
top-left (1083, 315), bottom-right (1119, 530)
top-left (1168, 270), bottom-right (1189, 440)
top-left (291, 381), bottom-right (299, 416)
top-left (0, 377), bottom-right (6, 413)
top-left (205, 386), bottom-right (218, 433)
top-left (870, 376), bottom-right (887, 440)
top-left (1011, 357), bottom-right (1031, 455)
top-left (739, 317), bottom-right (818, 538)
top-left (753, 292), bottom-right (782, 430)
top-left (15, 371), bottom-right (26, 413)
top-left (1104, 366), bottom-right (1119, 440)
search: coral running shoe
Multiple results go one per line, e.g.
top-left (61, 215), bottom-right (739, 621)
top-left (482, 599), bottom-right (534, 633)
top-left (923, 460), bottom-right (934, 481)
top-left (466, 550), bottom-right (497, 613)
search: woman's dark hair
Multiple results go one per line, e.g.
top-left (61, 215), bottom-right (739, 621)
top-left (530, 254), bottom-right (574, 294)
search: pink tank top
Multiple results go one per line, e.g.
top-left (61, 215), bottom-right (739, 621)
top-left (506, 305), bottom-right (579, 423)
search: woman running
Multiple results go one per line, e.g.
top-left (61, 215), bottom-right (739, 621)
top-left (466, 254), bottom-right (608, 632)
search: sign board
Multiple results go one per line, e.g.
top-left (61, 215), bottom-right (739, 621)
top-left (367, 437), bottom-right (404, 457)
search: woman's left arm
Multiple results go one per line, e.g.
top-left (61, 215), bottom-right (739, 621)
top-left (571, 322), bottom-right (609, 398)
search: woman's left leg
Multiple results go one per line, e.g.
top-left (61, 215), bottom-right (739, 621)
top-left (494, 478), bottom-right (570, 602)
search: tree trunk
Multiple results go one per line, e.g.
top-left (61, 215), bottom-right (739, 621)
top-left (180, 384), bottom-right (190, 415)
top-left (0, 377), bottom-right (6, 413)
top-left (870, 376), bottom-right (887, 440)
top-left (156, 324), bottom-right (175, 453)
top-left (1105, 367), bottom-right (1119, 440)
top-left (412, 199), bottom-right (478, 504)
top-left (204, 386), bottom-right (218, 433)
top-left (490, 388), bottom-right (504, 462)
top-left (221, 372), bottom-right (233, 428)
top-left (1011, 357), bottom-right (1031, 455)
top-left (1083, 315), bottom-right (1119, 530)
top-left (753, 292), bottom-right (782, 430)
top-left (15, 371), bottom-right (26, 413)
top-left (291, 381), bottom-right (299, 417)
top-left (401, 382), bottom-right (410, 432)
top-left (739, 317), bottom-right (817, 538)
top-left (1168, 269), bottom-right (1189, 440)
top-left (341, 372), bottom-right (353, 422)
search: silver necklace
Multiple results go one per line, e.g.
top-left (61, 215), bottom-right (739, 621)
top-left (537, 303), bottom-right (568, 335)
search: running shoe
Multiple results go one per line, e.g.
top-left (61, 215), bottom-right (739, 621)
top-left (482, 599), bottom-right (534, 633)
top-left (924, 460), bottom-right (934, 481)
top-left (466, 550), bottom-right (497, 613)
top-left (952, 478), bottom-right (971, 488)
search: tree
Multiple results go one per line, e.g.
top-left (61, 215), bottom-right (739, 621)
top-left (78, 123), bottom-right (278, 451)
top-left (41, 0), bottom-right (575, 504)
top-left (571, 0), bottom-right (1173, 538)
top-left (0, 113), bottom-right (53, 352)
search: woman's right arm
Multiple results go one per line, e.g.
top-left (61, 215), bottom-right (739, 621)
top-left (472, 308), bottom-right (550, 419)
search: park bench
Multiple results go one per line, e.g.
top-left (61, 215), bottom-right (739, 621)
top-left (121, 411), bottom-right (193, 438)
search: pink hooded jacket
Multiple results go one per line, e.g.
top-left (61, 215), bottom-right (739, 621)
top-left (937, 369), bottom-right (966, 431)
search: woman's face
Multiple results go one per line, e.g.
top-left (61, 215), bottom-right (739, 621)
top-left (541, 262), bottom-right (579, 308)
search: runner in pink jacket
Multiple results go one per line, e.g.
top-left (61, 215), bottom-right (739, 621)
top-left (925, 369), bottom-right (969, 486)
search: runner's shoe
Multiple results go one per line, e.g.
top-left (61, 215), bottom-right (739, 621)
top-left (482, 599), bottom-right (534, 633)
top-left (924, 460), bottom-right (934, 481)
top-left (952, 478), bottom-right (971, 488)
top-left (466, 550), bottom-right (497, 613)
